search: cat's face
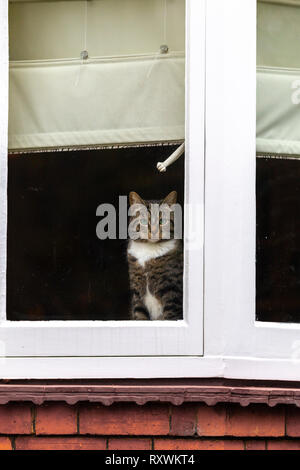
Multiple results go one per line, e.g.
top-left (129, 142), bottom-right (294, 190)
top-left (129, 191), bottom-right (178, 243)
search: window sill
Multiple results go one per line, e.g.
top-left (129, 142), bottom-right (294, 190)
top-left (1, 379), bottom-right (300, 406)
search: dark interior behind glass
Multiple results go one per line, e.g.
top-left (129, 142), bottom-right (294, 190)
top-left (7, 146), bottom-right (184, 321)
top-left (256, 0), bottom-right (300, 322)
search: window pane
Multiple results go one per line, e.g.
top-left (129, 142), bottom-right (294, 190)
top-left (7, 0), bottom-right (186, 321)
top-left (7, 146), bottom-right (184, 321)
top-left (256, 0), bottom-right (300, 322)
top-left (8, 0), bottom-right (185, 150)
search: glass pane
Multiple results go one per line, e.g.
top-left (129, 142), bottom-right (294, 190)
top-left (7, 0), bottom-right (186, 321)
top-left (256, 0), bottom-right (300, 322)
top-left (8, 0), bottom-right (185, 150)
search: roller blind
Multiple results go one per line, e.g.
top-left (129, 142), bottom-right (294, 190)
top-left (8, 0), bottom-right (185, 151)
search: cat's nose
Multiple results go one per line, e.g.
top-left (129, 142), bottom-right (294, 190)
top-left (149, 224), bottom-right (158, 232)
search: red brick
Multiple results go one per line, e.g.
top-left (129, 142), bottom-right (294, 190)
top-left (223, 440), bottom-right (245, 450)
top-left (226, 404), bottom-right (285, 437)
top-left (80, 403), bottom-right (169, 436)
top-left (0, 437), bottom-right (12, 450)
top-left (286, 406), bottom-right (300, 437)
top-left (155, 438), bottom-right (206, 450)
top-left (0, 403), bottom-right (32, 434)
top-left (108, 438), bottom-right (151, 450)
top-left (154, 438), bottom-right (244, 450)
top-left (245, 440), bottom-right (266, 450)
top-left (197, 404), bottom-right (226, 436)
top-left (170, 404), bottom-right (196, 436)
top-left (15, 437), bottom-right (106, 451)
top-left (268, 440), bottom-right (300, 450)
top-left (36, 403), bottom-right (77, 435)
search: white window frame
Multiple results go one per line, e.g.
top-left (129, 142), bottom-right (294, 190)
top-left (1, 0), bottom-right (300, 381)
top-left (205, 0), bottom-right (300, 381)
top-left (0, 0), bottom-right (205, 362)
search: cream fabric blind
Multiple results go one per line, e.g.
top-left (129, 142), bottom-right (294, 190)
top-left (257, 0), bottom-right (300, 155)
top-left (8, 0), bottom-right (185, 151)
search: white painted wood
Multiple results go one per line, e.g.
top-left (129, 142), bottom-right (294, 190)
top-left (1, 0), bottom-right (299, 378)
top-left (204, 0), bottom-right (257, 359)
top-left (0, 356), bottom-right (300, 381)
top-left (0, 356), bottom-right (223, 379)
top-left (184, 0), bottom-right (205, 331)
top-left (0, 320), bottom-right (204, 356)
top-left (0, 0), bottom-right (205, 358)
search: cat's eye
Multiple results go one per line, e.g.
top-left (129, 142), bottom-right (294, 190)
top-left (159, 217), bottom-right (169, 225)
top-left (139, 219), bottom-right (149, 226)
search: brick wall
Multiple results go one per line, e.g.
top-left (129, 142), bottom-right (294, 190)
top-left (0, 402), bottom-right (299, 450)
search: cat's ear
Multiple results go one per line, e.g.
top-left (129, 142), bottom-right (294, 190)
top-left (129, 192), bottom-right (145, 206)
top-left (162, 191), bottom-right (177, 206)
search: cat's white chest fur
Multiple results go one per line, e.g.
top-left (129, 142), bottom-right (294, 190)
top-left (128, 240), bottom-right (178, 320)
top-left (128, 239), bottom-right (177, 268)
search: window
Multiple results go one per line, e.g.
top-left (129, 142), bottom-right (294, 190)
top-left (1, 0), bottom-right (300, 381)
top-left (0, 0), bottom-right (205, 364)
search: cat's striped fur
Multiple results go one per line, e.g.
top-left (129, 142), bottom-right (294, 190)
top-left (127, 191), bottom-right (183, 321)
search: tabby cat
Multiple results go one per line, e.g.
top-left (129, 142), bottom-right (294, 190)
top-left (127, 191), bottom-right (183, 321)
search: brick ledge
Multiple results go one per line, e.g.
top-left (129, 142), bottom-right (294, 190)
top-left (0, 379), bottom-right (300, 406)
